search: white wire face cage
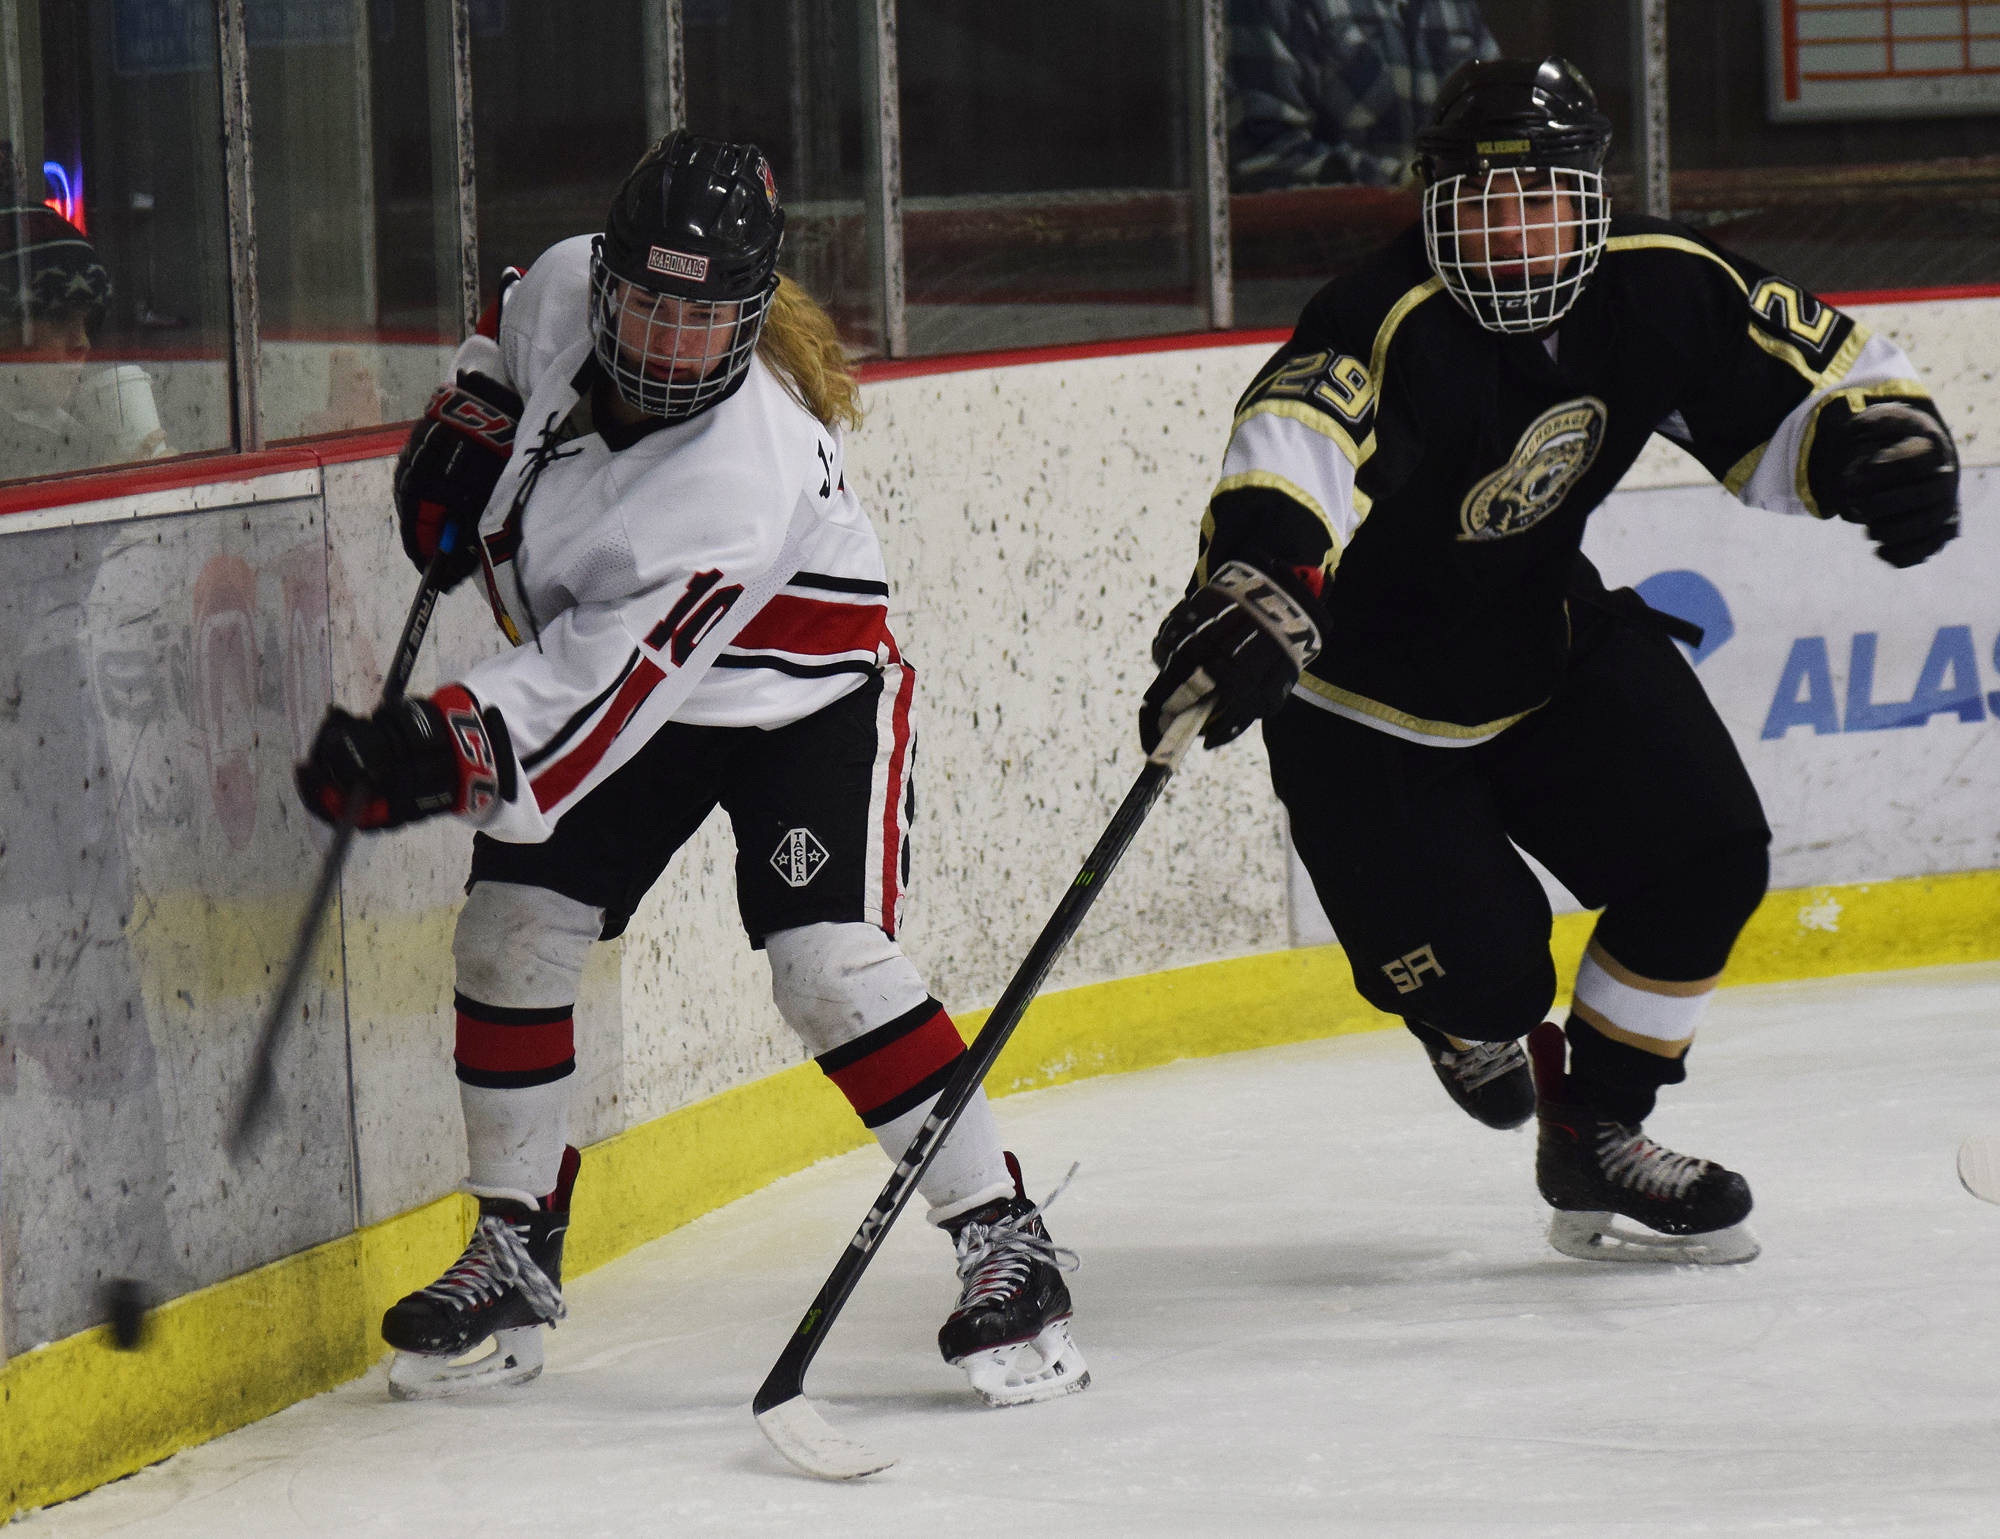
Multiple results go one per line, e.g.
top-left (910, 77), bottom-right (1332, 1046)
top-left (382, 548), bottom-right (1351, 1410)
top-left (588, 251), bottom-right (775, 423)
top-left (1422, 167), bottom-right (1609, 335)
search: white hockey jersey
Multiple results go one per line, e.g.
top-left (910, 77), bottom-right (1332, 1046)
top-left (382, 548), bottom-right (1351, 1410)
top-left (453, 235), bottom-right (895, 844)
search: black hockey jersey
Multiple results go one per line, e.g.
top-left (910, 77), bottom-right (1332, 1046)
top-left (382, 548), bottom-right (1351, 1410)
top-left (1198, 215), bottom-right (1938, 744)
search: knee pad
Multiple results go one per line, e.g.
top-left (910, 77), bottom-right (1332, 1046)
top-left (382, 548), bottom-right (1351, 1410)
top-left (1595, 830), bottom-right (1771, 982)
top-left (766, 921), bottom-right (932, 1057)
top-left (453, 881), bottom-right (603, 1010)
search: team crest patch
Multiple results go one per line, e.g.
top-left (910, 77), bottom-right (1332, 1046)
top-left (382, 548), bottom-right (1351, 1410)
top-left (1458, 397), bottom-right (1607, 542)
top-left (758, 158), bottom-right (778, 208)
top-left (646, 245), bottom-right (710, 283)
top-left (771, 827), bottom-right (829, 889)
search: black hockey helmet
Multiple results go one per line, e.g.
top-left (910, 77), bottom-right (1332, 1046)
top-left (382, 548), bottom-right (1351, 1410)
top-left (1415, 57), bottom-right (1613, 335)
top-left (1415, 56), bottom-right (1613, 185)
top-left (590, 130), bottom-right (785, 422)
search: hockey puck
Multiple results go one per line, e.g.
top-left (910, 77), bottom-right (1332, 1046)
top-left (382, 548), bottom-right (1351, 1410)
top-left (103, 1276), bottom-right (151, 1351)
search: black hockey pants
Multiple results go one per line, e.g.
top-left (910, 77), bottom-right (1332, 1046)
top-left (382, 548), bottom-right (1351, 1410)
top-left (1268, 595), bottom-right (1771, 1120)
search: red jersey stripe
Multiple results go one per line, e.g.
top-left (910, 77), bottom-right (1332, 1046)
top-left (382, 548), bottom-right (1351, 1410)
top-left (530, 654), bottom-right (665, 811)
top-left (824, 1008), bottom-right (966, 1118)
top-left (730, 593), bottom-right (887, 657)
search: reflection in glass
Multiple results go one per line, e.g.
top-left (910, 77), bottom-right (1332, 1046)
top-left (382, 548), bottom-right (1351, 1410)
top-left (899, 2), bottom-right (1201, 355)
top-left (0, 0), bottom-right (232, 483)
top-left (247, 0), bottom-right (461, 441)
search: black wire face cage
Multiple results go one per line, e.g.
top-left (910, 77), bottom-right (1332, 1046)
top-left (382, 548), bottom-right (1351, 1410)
top-left (1422, 167), bottom-right (1609, 335)
top-left (588, 248), bottom-right (775, 423)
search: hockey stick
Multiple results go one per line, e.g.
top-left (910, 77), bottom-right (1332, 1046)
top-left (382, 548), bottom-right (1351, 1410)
top-left (752, 700), bottom-right (1212, 1480)
top-left (1957, 1135), bottom-right (2000, 1203)
top-left (227, 531), bottom-right (459, 1161)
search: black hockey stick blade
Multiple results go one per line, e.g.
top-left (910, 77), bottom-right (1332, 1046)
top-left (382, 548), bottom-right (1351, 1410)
top-left (227, 538), bottom-right (458, 1162)
top-left (1958, 1135), bottom-right (2000, 1203)
top-left (751, 701), bottom-right (1211, 1480)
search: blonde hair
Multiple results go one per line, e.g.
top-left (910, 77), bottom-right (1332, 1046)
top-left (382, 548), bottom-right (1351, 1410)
top-left (756, 275), bottom-right (863, 432)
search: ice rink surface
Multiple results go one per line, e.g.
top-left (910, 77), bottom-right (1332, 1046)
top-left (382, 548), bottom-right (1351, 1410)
top-left (21, 965), bottom-right (2000, 1537)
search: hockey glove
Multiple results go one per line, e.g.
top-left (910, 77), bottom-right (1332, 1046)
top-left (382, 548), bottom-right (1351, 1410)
top-left (1821, 401), bottom-right (1960, 568)
top-left (393, 371), bottom-right (524, 591)
top-left (296, 684), bottom-right (511, 830)
top-left (1141, 559), bottom-right (1324, 753)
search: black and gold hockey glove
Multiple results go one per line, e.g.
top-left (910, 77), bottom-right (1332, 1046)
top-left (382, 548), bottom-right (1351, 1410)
top-left (1141, 559), bottom-right (1324, 753)
top-left (1817, 400), bottom-right (1960, 569)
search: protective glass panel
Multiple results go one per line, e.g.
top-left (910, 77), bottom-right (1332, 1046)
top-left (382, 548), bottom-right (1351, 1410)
top-left (248, 0), bottom-right (462, 442)
top-left (1228, 1), bottom-right (1635, 328)
top-left (1680, 2), bottom-right (2000, 293)
top-left (471, 0), bottom-right (649, 288)
top-left (682, 0), bottom-right (876, 354)
top-left (899, 1), bottom-right (1202, 355)
top-left (0, 0), bottom-right (233, 484)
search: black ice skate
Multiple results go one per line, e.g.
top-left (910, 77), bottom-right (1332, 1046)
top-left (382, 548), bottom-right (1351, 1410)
top-left (383, 1145), bottom-right (579, 1399)
top-left (1528, 1023), bottom-right (1757, 1265)
top-left (1406, 1021), bottom-right (1535, 1129)
top-left (938, 1153), bottom-right (1089, 1407)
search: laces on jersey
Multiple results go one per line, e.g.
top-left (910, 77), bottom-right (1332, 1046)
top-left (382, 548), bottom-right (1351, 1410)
top-left (421, 1212), bottom-right (567, 1323)
top-left (1437, 1038), bottom-right (1525, 1094)
top-left (949, 1164), bottom-right (1081, 1312)
top-left (1595, 1125), bottom-right (1707, 1200)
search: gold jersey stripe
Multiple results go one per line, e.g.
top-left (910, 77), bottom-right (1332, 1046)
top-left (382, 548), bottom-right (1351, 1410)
top-left (1747, 314), bottom-right (1870, 391)
top-left (1232, 396), bottom-right (1369, 471)
top-left (1584, 939), bottom-right (1721, 997)
top-left (1369, 275), bottom-right (1447, 393)
top-left (1604, 232), bottom-right (1749, 293)
top-left (1295, 671), bottom-right (1544, 741)
top-left (1570, 998), bottom-right (1695, 1059)
top-left (1210, 468), bottom-right (1346, 559)
top-left (1722, 440), bottom-right (1769, 496)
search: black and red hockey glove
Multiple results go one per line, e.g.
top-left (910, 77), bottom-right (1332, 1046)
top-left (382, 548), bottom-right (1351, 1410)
top-left (1140, 559), bottom-right (1324, 753)
top-left (392, 371), bottom-right (523, 591)
top-left (1815, 400), bottom-right (1960, 569)
top-left (296, 684), bottom-right (512, 830)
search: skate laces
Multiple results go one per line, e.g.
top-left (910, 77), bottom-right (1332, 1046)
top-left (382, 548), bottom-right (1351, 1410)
top-left (950, 1165), bottom-right (1080, 1312)
top-left (1438, 1039), bottom-right (1525, 1093)
top-left (1596, 1124), bottom-right (1707, 1200)
top-left (422, 1212), bottom-right (567, 1323)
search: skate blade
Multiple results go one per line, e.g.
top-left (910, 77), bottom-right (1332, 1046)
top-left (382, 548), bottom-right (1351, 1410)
top-left (955, 1320), bottom-right (1091, 1408)
top-left (387, 1325), bottom-right (545, 1400)
top-left (1957, 1135), bottom-right (2000, 1204)
top-left (1547, 1209), bottom-right (1760, 1266)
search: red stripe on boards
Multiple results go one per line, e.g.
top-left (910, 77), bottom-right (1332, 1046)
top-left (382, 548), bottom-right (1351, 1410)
top-left (825, 1008), bottom-right (965, 1119)
top-left (455, 1010), bottom-right (575, 1074)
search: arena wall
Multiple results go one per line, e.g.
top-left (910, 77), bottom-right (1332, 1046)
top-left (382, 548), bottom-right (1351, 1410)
top-left (5, 299), bottom-right (2000, 1520)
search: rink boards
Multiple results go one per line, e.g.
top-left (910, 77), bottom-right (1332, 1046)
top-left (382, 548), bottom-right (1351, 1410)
top-left (4, 298), bottom-right (1999, 1520)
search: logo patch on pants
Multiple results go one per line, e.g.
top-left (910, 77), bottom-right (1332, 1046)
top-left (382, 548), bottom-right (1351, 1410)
top-left (771, 827), bottom-right (830, 889)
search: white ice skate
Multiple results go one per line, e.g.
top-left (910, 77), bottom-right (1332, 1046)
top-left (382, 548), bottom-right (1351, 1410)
top-left (388, 1325), bottom-right (548, 1400)
top-left (954, 1317), bottom-right (1090, 1408)
top-left (939, 1156), bottom-right (1090, 1407)
top-left (1546, 1208), bottom-right (1760, 1265)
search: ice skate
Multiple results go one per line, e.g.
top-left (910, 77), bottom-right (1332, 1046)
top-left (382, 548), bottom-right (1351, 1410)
top-left (1528, 1024), bottom-right (1757, 1265)
top-left (1406, 1021), bottom-right (1535, 1129)
top-left (939, 1154), bottom-right (1089, 1408)
top-left (383, 1146), bottom-right (578, 1399)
